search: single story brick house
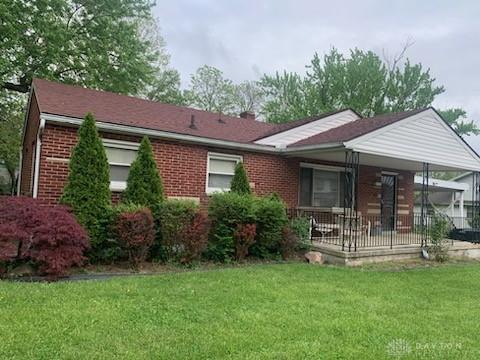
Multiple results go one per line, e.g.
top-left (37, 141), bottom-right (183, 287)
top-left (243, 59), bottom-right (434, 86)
top-left (19, 79), bottom-right (480, 252)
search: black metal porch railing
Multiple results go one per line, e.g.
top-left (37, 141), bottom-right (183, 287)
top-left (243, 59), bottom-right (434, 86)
top-left (286, 209), bottom-right (480, 252)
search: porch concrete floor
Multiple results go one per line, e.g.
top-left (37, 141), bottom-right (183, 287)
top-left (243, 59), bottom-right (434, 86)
top-left (311, 239), bottom-right (480, 266)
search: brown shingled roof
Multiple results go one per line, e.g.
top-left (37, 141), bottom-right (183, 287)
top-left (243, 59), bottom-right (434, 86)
top-left (288, 108), bottom-right (428, 147)
top-left (32, 78), bottom-right (274, 143)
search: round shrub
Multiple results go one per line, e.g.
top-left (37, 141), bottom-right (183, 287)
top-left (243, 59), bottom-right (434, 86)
top-left (180, 212), bottom-right (210, 264)
top-left (157, 199), bottom-right (198, 259)
top-left (251, 195), bottom-right (288, 258)
top-left (0, 196), bottom-right (90, 278)
top-left (114, 206), bottom-right (155, 266)
top-left (207, 192), bottom-right (256, 261)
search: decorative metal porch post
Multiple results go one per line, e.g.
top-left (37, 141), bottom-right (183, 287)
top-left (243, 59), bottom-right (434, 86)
top-left (472, 172), bottom-right (480, 241)
top-left (343, 151), bottom-right (359, 252)
top-left (420, 162), bottom-right (429, 247)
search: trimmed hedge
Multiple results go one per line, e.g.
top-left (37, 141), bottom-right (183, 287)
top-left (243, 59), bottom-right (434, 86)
top-left (251, 195), bottom-right (288, 258)
top-left (207, 192), bottom-right (256, 261)
top-left (114, 206), bottom-right (155, 266)
top-left (157, 199), bottom-right (198, 259)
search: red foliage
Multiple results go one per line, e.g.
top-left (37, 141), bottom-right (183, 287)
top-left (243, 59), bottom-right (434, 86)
top-left (115, 208), bottom-right (155, 266)
top-left (280, 226), bottom-right (298, 260)
top-left (0, 196), bottom-right (90, 277)
top-left (234, 223), bottom-right (257, 261)
top-left (180, 212), bottom-right (210, 264)
top-left (0, 223), bottom-right (28, 261)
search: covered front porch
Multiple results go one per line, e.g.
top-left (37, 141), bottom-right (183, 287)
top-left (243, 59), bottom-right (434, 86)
top-left (284, 125), bottom-right (480, 256)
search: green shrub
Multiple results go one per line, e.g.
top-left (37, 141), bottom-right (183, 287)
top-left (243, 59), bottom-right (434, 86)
top-left (60, 113), bottom-right (111, 253)
top-left (428, 216), bottom-right (450, 262)
top-left (158, 199), bottom-right (197, 259)
top-left (207, 192), bottom-right (255, 261)
top-left (230, 162), bottom-right (251, 195)
top-left (251, 195), bottom-right (287, 258)
top-left (290, 217), bottom-right (311, 243)
top-left (122, 136), bottom-right (164, 209)
top-left (280, 226), bottom-right (299, 260)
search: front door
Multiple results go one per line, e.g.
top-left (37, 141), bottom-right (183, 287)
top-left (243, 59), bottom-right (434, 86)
top-left (381, 174), bottom-right (397, 231)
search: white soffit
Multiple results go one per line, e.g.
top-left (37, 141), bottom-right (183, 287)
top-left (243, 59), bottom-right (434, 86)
top-left (254, 109), bottom-right (359, 146)
top-left (345, 109), bottom-right (480, 171)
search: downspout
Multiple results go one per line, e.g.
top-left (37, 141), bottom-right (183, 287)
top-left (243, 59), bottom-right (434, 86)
top-left (32, 118), bottom-right (45, 198)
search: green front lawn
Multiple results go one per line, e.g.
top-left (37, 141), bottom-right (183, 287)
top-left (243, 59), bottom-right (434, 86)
top-left (1, 263), bottom-right (479, 359)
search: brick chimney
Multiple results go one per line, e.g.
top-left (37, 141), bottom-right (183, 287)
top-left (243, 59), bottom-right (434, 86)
top-left (239, 111), bottom-right (255, 120)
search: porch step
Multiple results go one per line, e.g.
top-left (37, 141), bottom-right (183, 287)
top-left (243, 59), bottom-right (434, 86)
top-left (311, 240), bottom-right (480, 266)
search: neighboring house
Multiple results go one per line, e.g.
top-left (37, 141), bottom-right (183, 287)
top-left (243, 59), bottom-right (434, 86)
top-left (19, 79), bottom-right (480, 251)
top-left (414, 172), bottom-right (478, 220)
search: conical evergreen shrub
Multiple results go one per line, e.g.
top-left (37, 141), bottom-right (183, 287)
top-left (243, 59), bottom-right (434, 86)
top-left (230, 162), bottom-right (251, 195)
top-left (122, 136), bottom-right (164, 208)
top-left (60, 113), bottom-right (111, 248)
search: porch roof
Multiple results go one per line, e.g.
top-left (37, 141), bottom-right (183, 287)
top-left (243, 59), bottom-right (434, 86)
top-left (283, 108), bottom-right (480, 172)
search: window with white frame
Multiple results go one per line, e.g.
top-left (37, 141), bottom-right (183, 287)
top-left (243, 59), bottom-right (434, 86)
top-left (299, 163), bottom-right (350, 208)
top-left (206, 152), bottom-right (242, 193)
top-left (103, 139), bottom-right (139, 191)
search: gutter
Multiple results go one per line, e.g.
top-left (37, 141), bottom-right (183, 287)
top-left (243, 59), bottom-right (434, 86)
top-left (32, 117), bottom-right (46, 198)
top-left (41, 113), bottom-right (345, 155)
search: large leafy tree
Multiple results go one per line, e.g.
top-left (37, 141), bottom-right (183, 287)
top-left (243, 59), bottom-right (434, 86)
top-left (60, 113), bottom-right (111, 249)
top-left (0, 0), bottom-right (176, 97)
top-left (185, 66), bottom-right (264, 117)
top-left (234, 80), bottom-right (264, 114)
top-left (0, 0), bottom-right (182, 192)
top-left (260, 47), bottom-right (478, 136)
top-left (185, 65), bottom-right (237, 114)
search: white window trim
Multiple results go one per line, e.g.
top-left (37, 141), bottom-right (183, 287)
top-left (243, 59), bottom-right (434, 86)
top-left (102, 139), bottom-right (140, 191)
top-left (206, 152), bottom-right (242, 194)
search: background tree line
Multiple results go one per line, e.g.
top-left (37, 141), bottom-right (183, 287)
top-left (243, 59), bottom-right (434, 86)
top-left (1, 0), bottom-right (478, 193)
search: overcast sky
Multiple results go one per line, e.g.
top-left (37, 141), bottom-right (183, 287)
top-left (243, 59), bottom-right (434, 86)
top-left (153, 0), bottom-right (480, 150)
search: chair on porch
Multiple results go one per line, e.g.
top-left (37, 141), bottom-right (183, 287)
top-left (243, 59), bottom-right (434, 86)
top-left (339, 214), bottom-right (371, 244)
top-left (310, 216), bottom-right (340, 241)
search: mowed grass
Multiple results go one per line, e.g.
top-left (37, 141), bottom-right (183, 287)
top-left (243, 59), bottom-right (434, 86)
top-left (1, 263), bottom-right (480, 359)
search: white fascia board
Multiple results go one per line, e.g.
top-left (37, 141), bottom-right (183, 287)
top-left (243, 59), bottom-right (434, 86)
top-left (40, 113), bottom-right (280, 154)
top-left (413, 175), bottom-right (469, 191)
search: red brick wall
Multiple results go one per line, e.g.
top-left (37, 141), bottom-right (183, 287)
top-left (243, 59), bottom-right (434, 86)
top-left (34, 123), bottom-right (414, 216)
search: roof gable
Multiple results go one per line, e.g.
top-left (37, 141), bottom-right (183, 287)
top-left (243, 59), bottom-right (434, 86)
top-left (345, 108), bottom-right (480, 171)
top-left (255, 109), bottom-right (360, 146)
top-left (288, 109), bottom-right (426, 147)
